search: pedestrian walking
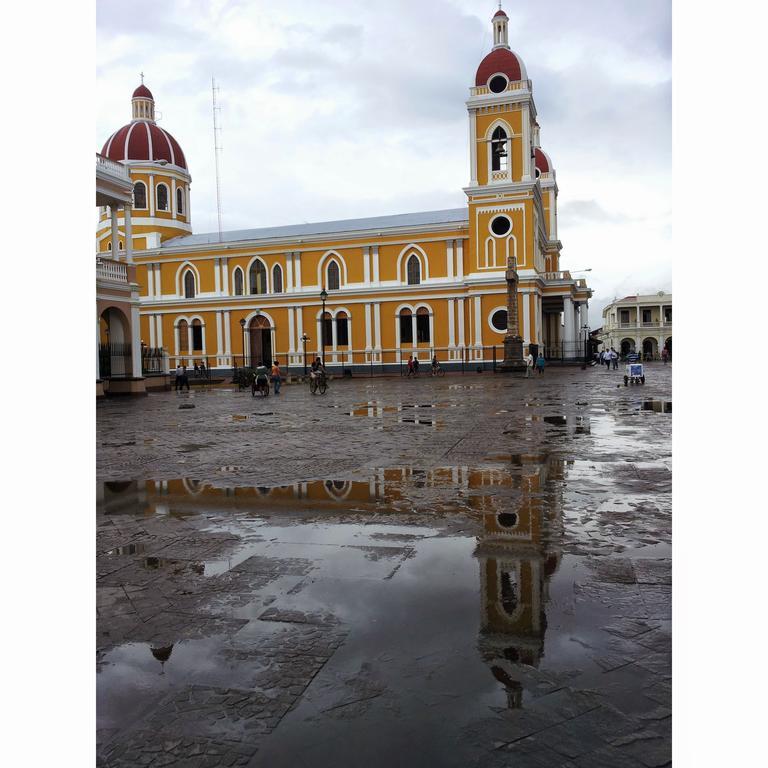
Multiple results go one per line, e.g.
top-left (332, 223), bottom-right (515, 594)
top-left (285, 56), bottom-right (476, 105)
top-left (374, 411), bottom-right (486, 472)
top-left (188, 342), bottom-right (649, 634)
top-left (407, 355), bottom-right (414, 377)
top-left (536, 353), bottom-right (545, 375)
top-left (271, 359), bottom-right (282, 395)
top-left (525, 351), bottom-right (534, 377)
top-left (181, 365), bottom-right (190, 390)
top-left (174, 363), bottom-right (183, 390)
top-left (193, 362), bottom-right (200, 377)
top-left (200, 361), bottom-right (207, 379)
top-left (413, 357), bottom-right (420, 375)
top-left (611, 348), bottom-right (619, 370)
top-left (661, 347), bottom-right (668, 365)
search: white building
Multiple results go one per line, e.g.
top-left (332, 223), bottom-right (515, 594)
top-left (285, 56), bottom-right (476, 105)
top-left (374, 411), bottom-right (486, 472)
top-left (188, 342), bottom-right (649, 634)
top-left (599, 292), bottom-right (672, 359)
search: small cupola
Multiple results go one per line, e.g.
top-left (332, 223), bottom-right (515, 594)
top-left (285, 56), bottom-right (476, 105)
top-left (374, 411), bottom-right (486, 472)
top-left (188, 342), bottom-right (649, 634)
top-left (492, 6), bottom-right (510, 50)
top-left (131, 80), bottom-right (155, 122)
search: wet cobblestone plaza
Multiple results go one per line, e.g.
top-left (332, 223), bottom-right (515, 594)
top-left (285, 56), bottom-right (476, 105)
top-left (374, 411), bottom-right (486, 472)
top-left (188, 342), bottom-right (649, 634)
top-left (97, 364), bottom-right (671, 767)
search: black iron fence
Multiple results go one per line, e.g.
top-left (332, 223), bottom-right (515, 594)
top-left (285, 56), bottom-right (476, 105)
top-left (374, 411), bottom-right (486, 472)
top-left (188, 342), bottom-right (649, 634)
top-left (99, 342), bottom-right (131, 379)
top-left (141, 346), bottom-right (167, 375)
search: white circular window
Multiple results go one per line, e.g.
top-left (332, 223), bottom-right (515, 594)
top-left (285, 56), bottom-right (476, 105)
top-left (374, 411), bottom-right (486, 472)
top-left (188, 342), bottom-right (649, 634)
top-left (488, 74), bottom-right (508, 93)
top-left (535, 167), bottom-right (541, 179)
top-left (489, 215), bottom-right (512, 237)
top-left (489, 309), bottom-right (508, 333)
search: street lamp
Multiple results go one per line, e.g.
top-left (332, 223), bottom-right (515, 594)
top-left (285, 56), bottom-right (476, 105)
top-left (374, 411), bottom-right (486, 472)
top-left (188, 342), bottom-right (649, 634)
top-left (239, 318), bottom-right (246, 368)
top-left (300, 333), bottom-right (310, 375)
top-left (320, 287), bottom-right (328, 366)
top-left (581, 323), bottom-right (590, 370)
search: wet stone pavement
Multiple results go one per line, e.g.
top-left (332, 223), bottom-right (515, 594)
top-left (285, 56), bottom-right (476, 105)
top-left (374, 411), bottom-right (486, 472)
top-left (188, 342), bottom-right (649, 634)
top-left (97, 364), bottom-right (671, 768)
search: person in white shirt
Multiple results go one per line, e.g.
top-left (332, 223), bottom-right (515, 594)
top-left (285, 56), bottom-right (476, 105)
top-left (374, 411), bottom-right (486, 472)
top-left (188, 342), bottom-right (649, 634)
top-left (174, 364), bottom-right (183, 391)
top-left (525, 351), bottom-right (534, 377)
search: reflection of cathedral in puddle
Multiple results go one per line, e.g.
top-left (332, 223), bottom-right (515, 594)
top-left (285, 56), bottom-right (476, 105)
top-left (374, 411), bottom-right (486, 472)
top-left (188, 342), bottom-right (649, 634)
top-left (97, 464), bottom-right (558, 515)
top-left (475, 454), bottom-right (565, 709)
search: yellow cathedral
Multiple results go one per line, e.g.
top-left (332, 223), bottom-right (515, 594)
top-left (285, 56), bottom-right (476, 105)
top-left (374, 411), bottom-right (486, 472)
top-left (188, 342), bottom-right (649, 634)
top-left (96, 7), bottom-right (592, 393)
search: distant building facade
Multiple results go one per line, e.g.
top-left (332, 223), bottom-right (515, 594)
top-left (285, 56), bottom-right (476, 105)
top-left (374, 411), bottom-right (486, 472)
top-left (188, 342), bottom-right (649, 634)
top-left (598, 292), bottom-right (672, 359)
top-left (96, 7), bottom-right (593, 381)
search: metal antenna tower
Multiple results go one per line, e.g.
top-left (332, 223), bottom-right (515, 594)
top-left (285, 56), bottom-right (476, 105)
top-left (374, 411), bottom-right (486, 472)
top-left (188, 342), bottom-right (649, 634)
top-left (212, 77), bottom-right (223, 240)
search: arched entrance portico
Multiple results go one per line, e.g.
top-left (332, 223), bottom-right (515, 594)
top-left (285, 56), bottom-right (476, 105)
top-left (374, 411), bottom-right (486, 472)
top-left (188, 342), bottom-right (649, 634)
top-left (642, 337), bottom-right (658, 360)
top-left (620, 338), bottom-right (635, 357)
top-left (99, 306), bottom-right (131, 378)
top-left (248, 315), bottom-right (273, 367)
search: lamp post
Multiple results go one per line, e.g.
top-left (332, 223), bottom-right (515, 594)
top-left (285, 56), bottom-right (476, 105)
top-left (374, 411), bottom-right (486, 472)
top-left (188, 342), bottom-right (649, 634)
top-left (581, 324), bottom-right (590, 370)
top-left (239, 318), bottom-right (246, 369)
top-left (320, 288), bottom-right (328, 366)
top-left (300, 334), bottom-right (310, 375)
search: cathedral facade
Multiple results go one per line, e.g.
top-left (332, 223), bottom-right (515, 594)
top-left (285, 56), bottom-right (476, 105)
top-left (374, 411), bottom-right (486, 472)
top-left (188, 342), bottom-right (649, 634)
top-left (96, 8), bottom-right (592, 379)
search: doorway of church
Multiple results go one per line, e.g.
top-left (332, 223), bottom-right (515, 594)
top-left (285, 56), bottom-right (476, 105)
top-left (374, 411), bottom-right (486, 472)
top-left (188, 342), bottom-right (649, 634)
top-left (248, 315), bottom-right (272, 368)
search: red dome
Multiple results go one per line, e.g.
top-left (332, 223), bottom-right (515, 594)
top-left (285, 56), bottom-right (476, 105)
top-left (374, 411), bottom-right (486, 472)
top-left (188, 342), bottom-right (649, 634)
top-left (101, 120), bottom-right (187, 170)
top-left (493, 10), bottom-right (508, 18)
top-left (132, 84), bottom-right (153, 99)
top-left (475, 48), bottom-right (523, 86)
top-left (534, 148), bottom-right (550, 173)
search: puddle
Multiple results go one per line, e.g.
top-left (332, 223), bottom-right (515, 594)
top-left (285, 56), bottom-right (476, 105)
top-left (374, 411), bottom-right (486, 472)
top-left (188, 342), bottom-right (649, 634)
top-left (642, 400), bottom-right (672, 413)
top-left (105, 543), bottom-right (146, 556)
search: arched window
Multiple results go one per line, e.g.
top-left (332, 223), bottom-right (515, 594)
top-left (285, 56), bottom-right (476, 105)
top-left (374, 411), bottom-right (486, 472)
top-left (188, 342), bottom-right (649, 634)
top-left (176, 187), bottom-right (184, 214)
top-left (406, 255), bottom-right (421, 285)
top-left (119, 241), bottom-right (123, 250)
top-left (191, 319), bottom-right (203, 351)
top-left (336, 311), bottom-right (349, 346)
top-left (327, 260), bottom-right (340, 290)
top-left (178, 320), bottom-right (189, 352)
top-left (322, 311), bottom-right (333, 347)
top-left (416, 307), bottom-right (430, 343)
top-left (249, 261), bottom-right (267, 294)
top-left (399, 308), bottom-right (413, 344)
top-left (272, 264), bottom-right (283, 294)
top-left (183, 270), bottom-right (195, 298)
top-left (156, 184), bottom-right (169, 211)
top-left (233, 268), bottom-right (244, 296)
top-left (107, 242), bottom-right (112, 251)
top-left (491, 126), bottom-right (508, 172)
top-left (133, 181), bottom-right (147, 209)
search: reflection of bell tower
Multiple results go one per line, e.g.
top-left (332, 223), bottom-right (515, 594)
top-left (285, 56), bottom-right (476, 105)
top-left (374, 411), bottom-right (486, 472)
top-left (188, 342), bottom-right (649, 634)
top-left (475, 455), bottom-right (563, 708)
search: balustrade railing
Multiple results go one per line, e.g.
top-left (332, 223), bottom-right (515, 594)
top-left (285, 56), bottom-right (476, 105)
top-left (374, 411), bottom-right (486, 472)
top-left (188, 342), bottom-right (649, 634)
top-left (96, 257), bottom-right (128, 283)
top-left (96, 153), bottom-right (130, 180)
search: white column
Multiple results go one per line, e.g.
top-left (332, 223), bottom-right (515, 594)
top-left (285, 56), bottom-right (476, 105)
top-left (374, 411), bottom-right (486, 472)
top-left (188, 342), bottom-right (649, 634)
top-left (411, 314), bottom-right (417, 348)
top-left (96, 315), bottom-right (102, 379)
top-left (154, 264), bottom-right (162, 298)
top-left (428, 313), bottom-right (435, 349)
top-left (448, 298), bottom-right (455, 347)
top-left (187, 325), bottom-right (193, 356)
top-left (365, 303), bottom-right (372, 350)
top-left (216, 311), bottom-right (223, 361)
top-left (123, 205), bottom-right (133, 263)
top-left (636, 305), bottom-right (641, 326)
top-left (469, 109), bottom-right (478, 185)
top-left (446, 240), bottom-right (454, 281)
top-left (456, 240), bottom-right (464, 279)
top-left (288, 305), bottom-right (295, 353)
top-left (221, 257), bottom-right (229, 295)
top-left (224, 311), bottom-right (231, 356)
top-left (363, 246), bottom-right (371, 284)
top-left (316, 315), bottom-right (323, 356)
top-left (522, 104), bottom-right (531, 181)
top-left (522, 292), bottom-right (531, 343)
top-left (534, 294), bottom-right (541, 343)
top-left (457, 298), bottom-right (465, 346)
top-left (131, 302), bottom-right (142, 377)
top-left (149, 313), bottom-right (156, 347)
top-left (373, 302), bottom-right (382, 350)
top-left (171, 178), bottom-right (177, 216)
top-left (294, 253), bottom-right (302, 290)
top-left (474, 296), bottom-right (482, 346)
top-left (147, 263), bottom-right (154, 298)
top-left (286, 252), bottom-right (294, 292)
top-left (563, 296), bottom-right (574, 350)
top-left (148, 174), bottom-right (155, 216)
top-left (110, 206), bottom-right (120, 257)
top-left (214, 258), bottom-right (221, 294)
top-left (156, 315), bottom-right (163, 349)
top-left (295, 307), bottom-right (304, 348)
top-left (372, 246), bottom-right (380, 284)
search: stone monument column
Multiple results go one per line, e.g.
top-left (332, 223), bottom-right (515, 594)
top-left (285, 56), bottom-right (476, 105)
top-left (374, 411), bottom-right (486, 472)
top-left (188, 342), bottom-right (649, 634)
top-left (500, 256), bottom-right (526, 372)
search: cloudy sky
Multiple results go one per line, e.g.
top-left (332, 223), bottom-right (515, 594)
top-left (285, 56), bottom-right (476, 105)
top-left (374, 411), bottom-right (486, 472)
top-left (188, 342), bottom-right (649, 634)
top-left (96, 0), bottom-right (671, 325)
